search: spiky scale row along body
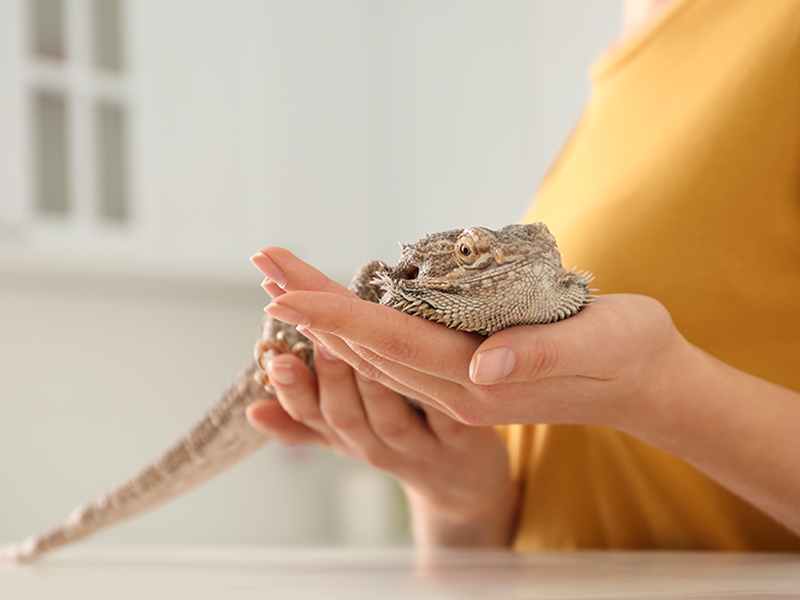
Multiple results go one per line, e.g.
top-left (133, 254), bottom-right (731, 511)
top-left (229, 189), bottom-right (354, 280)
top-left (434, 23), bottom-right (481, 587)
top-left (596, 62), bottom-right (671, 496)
top-left (0, 223), bottom-right (592, 562)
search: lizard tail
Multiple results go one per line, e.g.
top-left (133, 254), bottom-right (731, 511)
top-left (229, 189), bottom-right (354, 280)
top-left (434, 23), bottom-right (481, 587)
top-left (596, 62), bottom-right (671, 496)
top-left (0, 362), bottom-right (271, 563)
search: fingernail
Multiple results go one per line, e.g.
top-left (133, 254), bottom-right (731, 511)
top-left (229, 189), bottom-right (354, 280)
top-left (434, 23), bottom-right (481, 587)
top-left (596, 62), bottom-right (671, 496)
top-left (268, 362), bottom-right (296, 386)
top-left (250, 252), bottom-right (286, 288)
top-left (470, 347), bottom-right (516, 384)
top-left (315, 342), bottom-right (339, 362)
top-left (265, 303), bottom-right (308, 326)
top-left (261, 278), bottom-right (285, 299)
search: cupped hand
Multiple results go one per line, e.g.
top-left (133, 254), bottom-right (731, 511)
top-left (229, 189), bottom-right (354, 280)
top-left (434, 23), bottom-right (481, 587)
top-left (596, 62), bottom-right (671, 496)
top-left (251, 247), bottom-right (683, 432)
top-left (248, 248), bottom-right (518, 546)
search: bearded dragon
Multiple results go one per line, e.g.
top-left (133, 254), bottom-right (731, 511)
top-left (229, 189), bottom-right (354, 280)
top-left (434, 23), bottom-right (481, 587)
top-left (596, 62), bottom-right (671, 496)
top-left (0, 222), bottom-right (592, 562)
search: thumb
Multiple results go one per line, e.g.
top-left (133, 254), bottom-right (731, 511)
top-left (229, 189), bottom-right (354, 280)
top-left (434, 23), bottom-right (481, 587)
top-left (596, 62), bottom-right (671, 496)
top-left (468, 329), bottom-right (554, 385)
top-left (468, 295), bottom-right (673, 386)
top-left (468, 308), bottom-right (601, 385)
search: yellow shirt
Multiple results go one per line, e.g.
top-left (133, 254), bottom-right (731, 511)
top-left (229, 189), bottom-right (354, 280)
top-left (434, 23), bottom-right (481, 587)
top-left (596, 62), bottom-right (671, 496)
top-left (510, 0), bottom-right (800, 550)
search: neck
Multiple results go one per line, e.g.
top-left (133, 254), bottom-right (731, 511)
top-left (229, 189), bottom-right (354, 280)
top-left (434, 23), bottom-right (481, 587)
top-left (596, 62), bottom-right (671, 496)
top-left (621, 0), bottom-right (682, 42)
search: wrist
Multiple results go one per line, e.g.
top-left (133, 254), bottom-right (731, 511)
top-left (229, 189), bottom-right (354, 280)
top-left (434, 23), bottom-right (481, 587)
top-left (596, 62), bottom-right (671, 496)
top-left (604, 323), bottom-right (701, 442)
top-left (607, 324), bottom-right (731, 458)
top-left (403, 480), bottom-right (519, 549)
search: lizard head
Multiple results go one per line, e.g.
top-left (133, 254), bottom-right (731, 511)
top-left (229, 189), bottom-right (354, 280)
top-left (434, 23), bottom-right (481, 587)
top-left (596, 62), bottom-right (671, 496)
top-left (374, 223), bottom-right (594, 335)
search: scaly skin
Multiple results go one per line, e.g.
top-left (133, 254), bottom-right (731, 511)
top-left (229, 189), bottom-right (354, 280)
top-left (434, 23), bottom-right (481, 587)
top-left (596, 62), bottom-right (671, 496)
top-left (376, 223), bottom-right (593, 333)
top-left (0, 222), bottom-right (591, 562)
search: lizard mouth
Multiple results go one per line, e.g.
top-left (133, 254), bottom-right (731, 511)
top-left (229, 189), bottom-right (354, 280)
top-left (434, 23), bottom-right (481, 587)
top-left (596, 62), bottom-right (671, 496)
top-left (393, 265), bottom-right (419, 281)
top-left (408, 260), bottom-right (529, 290)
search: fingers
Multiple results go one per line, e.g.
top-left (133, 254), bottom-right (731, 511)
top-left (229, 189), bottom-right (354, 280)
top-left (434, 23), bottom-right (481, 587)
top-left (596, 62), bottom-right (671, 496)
top-left (252, 247), bottom-right (488, 423)
top-left (314, 343), bottom-right (438, 462)
top-left (260, 277), bottom-right (285, 299)
top-left (357, 378), bottom-right (436, 455)
top-left (424, 404), bottom-right (474, 445)
top-left (252, 247), bottom-right (478, 385)
top-left (312, 342), bottom-right (386, 459)
top-left (265, 291), bottom-right (480, 385)
top-left (256, 339), bottom-right (441, 467)
top-left (245, 400), bottom-right (327, 446)
top-left (251, 247), bottom-right (356, 299)
top-left (253, 248), bottom-right (477, 405)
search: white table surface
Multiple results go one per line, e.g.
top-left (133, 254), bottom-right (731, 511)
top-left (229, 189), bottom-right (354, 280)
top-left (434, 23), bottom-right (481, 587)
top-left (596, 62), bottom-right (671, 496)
top-left (1, 544), bottom-right (799, 599)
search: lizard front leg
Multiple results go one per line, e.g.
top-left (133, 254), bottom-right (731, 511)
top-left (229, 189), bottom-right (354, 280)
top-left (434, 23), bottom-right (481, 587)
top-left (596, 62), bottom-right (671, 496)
top-left (253, 317), bottom-right (315, 389)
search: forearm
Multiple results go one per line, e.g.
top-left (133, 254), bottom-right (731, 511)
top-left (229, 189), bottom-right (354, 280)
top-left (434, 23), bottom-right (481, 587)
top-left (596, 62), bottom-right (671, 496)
top-left (618, 336), bottom-right (800, 537)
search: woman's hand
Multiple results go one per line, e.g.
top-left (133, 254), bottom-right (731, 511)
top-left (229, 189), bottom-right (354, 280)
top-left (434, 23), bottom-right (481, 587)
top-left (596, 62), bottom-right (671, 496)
top-left (251, 247), bottom-right (681, 433)
top-left (248, 250), bottom-right (518, 548)
top-left (245, 347), bottom-right (517, 547)
top-left (252, 246), bottom-right (800, 539)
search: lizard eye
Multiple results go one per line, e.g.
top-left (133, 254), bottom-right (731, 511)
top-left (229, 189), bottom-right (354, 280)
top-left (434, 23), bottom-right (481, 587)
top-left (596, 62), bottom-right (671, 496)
top-left (455, 236), bottom-right (478, 265)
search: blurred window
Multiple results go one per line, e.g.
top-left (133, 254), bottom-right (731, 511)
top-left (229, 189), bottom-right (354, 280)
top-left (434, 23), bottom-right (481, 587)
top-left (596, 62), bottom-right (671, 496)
top-left (96, 101), bottom-right (127, 221)
top-left (92, 0), bottom-right (124, 71)
top-left (33, 91), bottom-right (70, 215)
top-left (29, 0), bottom-right (132, 226)
top-left (31, 0), bottom-right (65, 60)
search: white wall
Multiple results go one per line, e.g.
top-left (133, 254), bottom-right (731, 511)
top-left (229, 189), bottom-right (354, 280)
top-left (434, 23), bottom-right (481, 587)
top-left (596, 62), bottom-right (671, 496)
top-left (0, 0), bottom-right (620, 549)
top-left (138, 0), bottom-right (621, 283)
top-left (0, 267), bottom-right (343, 545)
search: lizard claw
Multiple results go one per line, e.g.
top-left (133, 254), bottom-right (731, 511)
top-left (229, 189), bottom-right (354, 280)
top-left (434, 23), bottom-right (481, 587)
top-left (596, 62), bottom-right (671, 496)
top-left (254, 335), bottom-right (292, 373)
top-left (253, 327), bottom-right (315, 390)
